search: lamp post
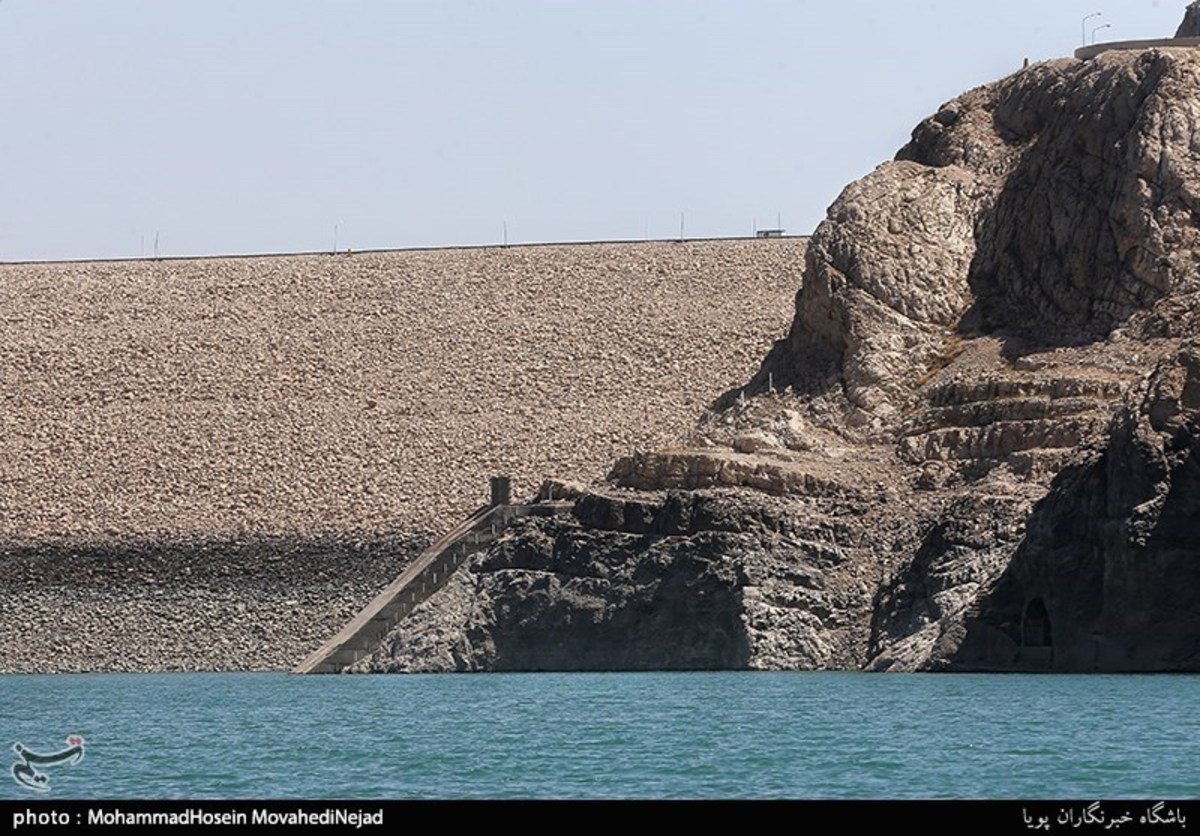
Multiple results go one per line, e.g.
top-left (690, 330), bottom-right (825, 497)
top-left (1082, 12), bottom-right (1102, 47)
top-left (1092, 23), bottom-right (1111, 44)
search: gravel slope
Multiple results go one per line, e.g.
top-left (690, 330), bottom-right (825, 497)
top-left (0, 238), bottom-right (803, 671)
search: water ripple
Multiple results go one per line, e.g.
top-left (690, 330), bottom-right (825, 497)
top-left (0, 671), bottom-right (1196, 799)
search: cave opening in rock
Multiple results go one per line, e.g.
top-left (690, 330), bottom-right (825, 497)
top-left (1022, 597), bottom-right (1053, 648)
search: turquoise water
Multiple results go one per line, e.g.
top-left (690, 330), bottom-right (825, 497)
top-left (1, 672), bottom-right (1196, 799)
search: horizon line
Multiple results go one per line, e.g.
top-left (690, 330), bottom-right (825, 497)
top-left (0, 233), bottom-right (811, 268)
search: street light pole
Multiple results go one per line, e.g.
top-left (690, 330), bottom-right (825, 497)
top-left (1092, 23), bottom-right (1111, 44)
top-left (1082, 12), bottom-right (1102, 47)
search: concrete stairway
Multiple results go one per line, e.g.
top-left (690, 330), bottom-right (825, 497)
top-left (293, 500), bottom-right (573, 674)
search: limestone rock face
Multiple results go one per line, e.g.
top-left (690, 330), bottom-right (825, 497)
top-left (367, 45), bottom-right (1200, 673)
top-left (759, 49), bottom-right (1200, 426)
top-left (783, 161), bottom-right (983, 422)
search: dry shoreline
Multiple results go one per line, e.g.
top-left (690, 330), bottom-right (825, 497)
top-left (0, 238), bottom-right (804, 672)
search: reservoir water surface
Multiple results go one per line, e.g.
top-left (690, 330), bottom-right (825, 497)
top-left (1, 672), bottom-right (1195, 799)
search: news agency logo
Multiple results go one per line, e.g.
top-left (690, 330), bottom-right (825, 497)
top-left (9, 736), bottom-right (85, 793)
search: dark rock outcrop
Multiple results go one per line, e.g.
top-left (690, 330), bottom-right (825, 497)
top-left (356, 490), bottom-right (883, 672)
top-left (1176, 2), bottom-right (1200, 38)
top-left (952, 346), bottom-right (1200, 671)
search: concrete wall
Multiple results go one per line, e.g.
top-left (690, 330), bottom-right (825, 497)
top-left (1075, 37), bottom-right (1200, 61)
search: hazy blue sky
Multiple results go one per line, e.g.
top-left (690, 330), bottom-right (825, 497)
top-left (0, 1), bottom-right (1187, 260)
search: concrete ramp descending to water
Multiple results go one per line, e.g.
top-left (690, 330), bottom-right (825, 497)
top-left (292, 501), bottom-right (573, 674)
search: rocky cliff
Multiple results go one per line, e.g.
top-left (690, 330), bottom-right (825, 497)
top-left (359, 37), bottom-right (1200, 673)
